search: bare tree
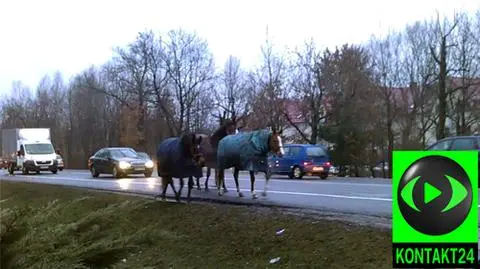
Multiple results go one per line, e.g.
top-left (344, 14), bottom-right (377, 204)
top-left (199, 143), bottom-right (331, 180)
top-left (368, 31), bottom-right (404, 177)
top-left (247, 31), bottom-right (288, 131)
top-left (448, 12), bottom-right (480, 135)
top-left (429, 13), bottom-right (460, 139)
top-left (214, 55), bottom-right (249, 127)
top-left (162, 29), bottom-right (216, 134)
top-left (286, 39), bottom-right (330, 144)
top-left (403, 21), bottom-right (438, 146)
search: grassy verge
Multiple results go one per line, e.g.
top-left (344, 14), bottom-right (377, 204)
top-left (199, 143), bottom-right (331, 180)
top-left (0, 180), bottom-right (392, 269)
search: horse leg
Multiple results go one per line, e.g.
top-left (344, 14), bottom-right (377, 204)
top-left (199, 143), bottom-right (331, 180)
top-left (187, 176), bottom-right (194, 203)
top-left (159, 176), bottom-right (170, 201)
top-left (262, 170), bottom-right (271, 196)
top-left (204, 167), bottom-right (211, 191)
top-left (216, 169), bottom-right (225, 196)
top-left (250, 170), bottom-right (258, 199)
top-left (222, 169), bottom-right (228, 192)
top-left (168, 177), bottom-right (179, 199)
top-left (195, 175), bottom-right (201, 190)
top-left (234, 167), bottom-right (243, 197)
top-left (177, 178), bottom-right (184, 202)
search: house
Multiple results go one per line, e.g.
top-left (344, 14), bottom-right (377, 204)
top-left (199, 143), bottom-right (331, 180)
top-left (388, 76), bottom-right (480, 147)
top-left (281, 98), bottom-right (334, 148)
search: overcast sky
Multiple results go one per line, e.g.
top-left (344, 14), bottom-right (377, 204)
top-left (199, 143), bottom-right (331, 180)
top-left (0, 0), bottom-right (478, 95)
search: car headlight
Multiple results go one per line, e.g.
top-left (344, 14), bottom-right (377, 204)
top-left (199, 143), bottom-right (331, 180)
top-left (145, 160), bottom-right (154, 168)
top-left (118, 161), bottom-right (131, 169)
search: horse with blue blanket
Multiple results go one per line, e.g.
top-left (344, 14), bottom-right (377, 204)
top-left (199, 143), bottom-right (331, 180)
top-left (156, 133), bottom-right (205, 202)
top-left (215, 128), bottom-right (284, 199)
top-left (193, 118), bottom-right (237, 192)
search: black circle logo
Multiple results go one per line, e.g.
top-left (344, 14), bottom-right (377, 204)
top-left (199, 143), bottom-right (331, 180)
top-left (397, 155), bottom-right (472, 235)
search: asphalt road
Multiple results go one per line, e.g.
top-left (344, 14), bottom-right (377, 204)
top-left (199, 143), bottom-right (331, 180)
top-left (1, 169), bottom-right (479, 223)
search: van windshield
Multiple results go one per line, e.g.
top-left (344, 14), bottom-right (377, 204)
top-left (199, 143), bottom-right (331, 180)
top-left (24, 143), bottom-right (55, 155)
top-left (306, 147), bottom-right (327, 157)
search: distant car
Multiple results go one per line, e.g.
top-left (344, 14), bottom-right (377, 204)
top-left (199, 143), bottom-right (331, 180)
top-left (56, 154), bottom-right (64, 171)
top-left (426, 135), bottom-right (480, 187)
top-left (268, 144), bottom-right (331, 179)
top-left (329, 165), bottom-right (339, 175)
top-left (88, 147), bottom-right (154, 178)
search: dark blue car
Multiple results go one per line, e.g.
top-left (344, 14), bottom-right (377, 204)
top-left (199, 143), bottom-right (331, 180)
top-left (268, 144), bottom-right (331, 179)
top-left (426, 135), bottom-right (480, 187)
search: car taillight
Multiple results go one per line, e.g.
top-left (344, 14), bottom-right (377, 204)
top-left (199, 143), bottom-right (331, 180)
top-left (325, 162), bottom-right (331, 166)
top-left (303, 161), bottom-right (312, 166)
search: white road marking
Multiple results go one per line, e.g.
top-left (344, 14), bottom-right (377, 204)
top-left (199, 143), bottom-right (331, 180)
top-left (64, 171), bottom-right (391, 187)
top-left (2, 174), bottom-right (393, 202)
top-left (3, 174), bottom-right (479, 207)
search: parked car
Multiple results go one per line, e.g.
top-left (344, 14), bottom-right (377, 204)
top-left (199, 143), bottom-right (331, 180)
top-left (88, 147), bottom-right (154, 178)
top-left (56, 154), bottom-right (64, 171)
top-left (268, 144), bottom-right (331, 179)
top-left (329, 165), bottom-right (339, 175)
top-left (426, 135), bottom-right (480, 187)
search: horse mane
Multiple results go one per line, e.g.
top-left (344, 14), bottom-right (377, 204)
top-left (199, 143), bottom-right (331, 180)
top-left (179, 133), bottom-right (195, 157)
top-left (210, 119), bottom-right (235, 147)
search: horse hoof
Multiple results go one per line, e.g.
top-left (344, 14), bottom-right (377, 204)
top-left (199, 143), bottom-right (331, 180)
top-left (238, 192), bottom-right (244, 197)
top-left (205, 188), bottom-right (209, 192)
top-left (217, 191), bottom-right (223, 196)
top-left (197, 187), bottom-right (201, 190)
top-left (161, 196), bottom-right (167, 201)
top-left (262, 191), bottom-right (267, 197)
top-left (252, 194), bottom-right (258, 199)
top-left (223, 189), bottom-right (229, 193)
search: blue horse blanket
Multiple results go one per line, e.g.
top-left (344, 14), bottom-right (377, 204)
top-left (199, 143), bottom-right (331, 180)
top-left (156, 137), bottom-right (203, 179)
top-left (216, 130), bottom-right (270, 172)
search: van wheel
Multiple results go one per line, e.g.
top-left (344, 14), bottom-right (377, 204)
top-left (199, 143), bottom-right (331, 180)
top-left (291, 166), bottom-right (303, 179)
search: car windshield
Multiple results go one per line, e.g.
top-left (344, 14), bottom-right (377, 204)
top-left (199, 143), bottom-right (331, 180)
top-left (24, 143), bottom-right (55, 155)
top-left (137, 152), bottom-right (150, 159)
top-left (110, 149), bottom-right (138, 158)
top-left (306, 146), bottom-right (326, 157)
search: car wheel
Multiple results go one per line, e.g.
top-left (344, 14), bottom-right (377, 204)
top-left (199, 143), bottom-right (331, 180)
top-left (51, 169), bottom-right (58, 174)
top-left (59, 168), bottom-right (63, 171)
top-left (112, 167), bottom-right (122, 179)
top-left (291, 166), bottom-right (303, 179)
top-left (144, 171), bottom-right (153, 177)
top-left (320, 173), bottom-right (328, 180)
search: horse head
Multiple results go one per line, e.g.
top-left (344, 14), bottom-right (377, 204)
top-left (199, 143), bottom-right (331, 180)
top-left (269, 127), bottom-right (285, 157)
top-left (180, 133), bottom-right (205, 167)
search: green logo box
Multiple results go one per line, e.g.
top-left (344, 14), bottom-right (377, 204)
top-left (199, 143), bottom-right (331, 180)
top-left (392, 151), bottom-right (478, 268)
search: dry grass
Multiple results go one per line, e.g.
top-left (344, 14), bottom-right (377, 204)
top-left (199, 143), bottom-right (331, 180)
top-left (0, 180), bottom-right (392, 269)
